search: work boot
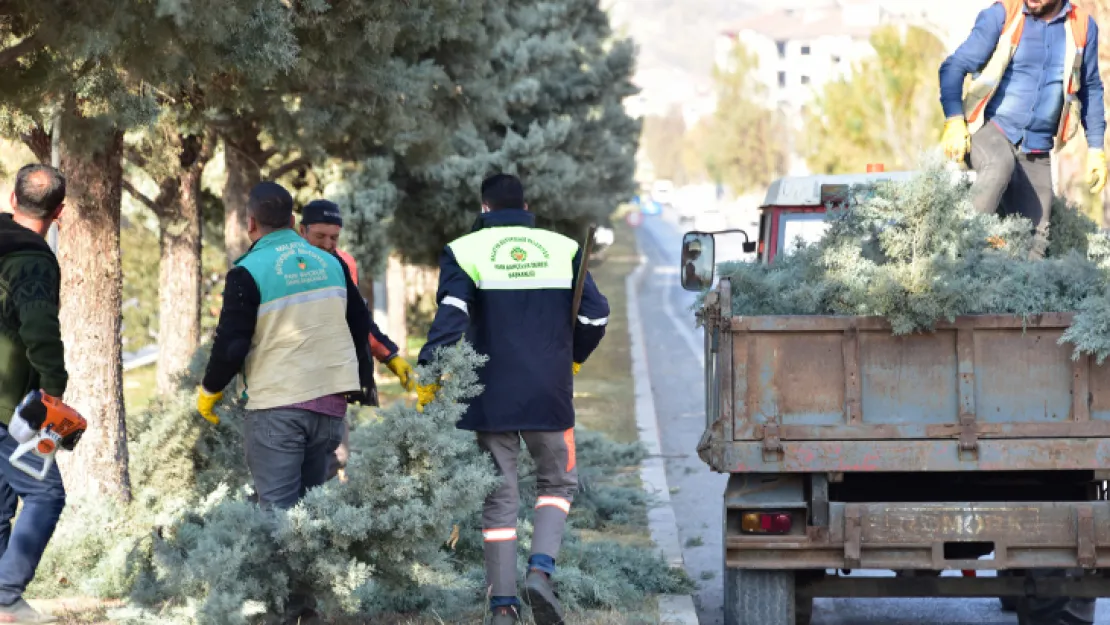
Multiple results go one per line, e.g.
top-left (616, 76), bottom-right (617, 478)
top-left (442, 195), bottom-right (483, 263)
top-left (523, 570), bottom-right (565, 625)
top-left (0, 599), bottom-right (57, 623)
top-left (490, 605), bottom-right (519, 625)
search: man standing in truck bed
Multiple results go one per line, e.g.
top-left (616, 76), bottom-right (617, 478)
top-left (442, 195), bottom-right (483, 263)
top-left (939, 0), bottom-right (1107, 259)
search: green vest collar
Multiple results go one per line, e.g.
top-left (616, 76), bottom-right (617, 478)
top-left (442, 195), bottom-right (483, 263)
top-left (233, 228), bottom-right (301, 266)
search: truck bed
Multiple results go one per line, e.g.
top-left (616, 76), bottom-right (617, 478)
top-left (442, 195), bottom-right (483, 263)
top-left (698, 282), bottom-right (1110, 474)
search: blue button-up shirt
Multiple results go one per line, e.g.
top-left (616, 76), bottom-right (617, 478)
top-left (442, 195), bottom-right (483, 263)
top-left (939, 1), bottom-right (1105, 152)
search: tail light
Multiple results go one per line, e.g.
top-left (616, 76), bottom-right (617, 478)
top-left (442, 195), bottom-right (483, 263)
top-left (740, 511), bottom-right (793, 534)
top-left (866, 163), bottom-right (885, 172)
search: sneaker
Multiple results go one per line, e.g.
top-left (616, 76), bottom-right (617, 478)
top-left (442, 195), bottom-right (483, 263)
top-left (0, 599), bottom-right (57, 624)
top-left (523, 570), bottom-right (565, 625)
top-left (490, 605), bottom-right (519, 625)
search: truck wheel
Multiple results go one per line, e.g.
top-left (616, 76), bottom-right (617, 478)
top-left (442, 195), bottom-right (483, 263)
top-left (1016, 597), bottom-right (1095, 625)
top-left (997, 569), bottom-right (1017, 612)
top-left (724, 568), bottom-right (795, 625)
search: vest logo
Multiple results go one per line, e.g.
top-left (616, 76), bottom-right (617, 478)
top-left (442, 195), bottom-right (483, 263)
top-left (510, 246), bottom-right (527, 262)
top-left (297, 256), bottom-right (307, 271)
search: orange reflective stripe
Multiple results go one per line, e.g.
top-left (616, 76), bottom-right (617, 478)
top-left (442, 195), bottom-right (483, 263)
top-left (564, 428), bottom-right (576, 473)
top-left (482, 528), bottom-right (517, 542)
top-left (535, 496), bottom-right (571, 514)
top-left (1071, 6), bottom-right (1090, 48)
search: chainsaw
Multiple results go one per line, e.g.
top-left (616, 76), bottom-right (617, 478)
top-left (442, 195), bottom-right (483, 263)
top-left (8, 390), bottom-right (86, 480)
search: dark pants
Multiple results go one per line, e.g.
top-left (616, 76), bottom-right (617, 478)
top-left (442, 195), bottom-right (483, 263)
top-left (969, 122), bottom-right (1054, 257)
top-left (243, 408), bottom-right (343, 510)
top-left (0, 426), bottom-right (65, 605)
top-left (478, 430), bottom-right (578, 605)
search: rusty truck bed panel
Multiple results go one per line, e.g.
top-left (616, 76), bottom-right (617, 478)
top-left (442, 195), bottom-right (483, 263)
top-left (704, 438), bottom-right (1110, 473)
top-left (724, 501), bottom-right (1110, 570)
top-left (702, 286), bottom-right (1110, 471)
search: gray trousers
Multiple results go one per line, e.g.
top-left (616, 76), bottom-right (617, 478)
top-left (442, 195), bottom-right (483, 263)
top-left (243, 408), bottom-right (344, 510)
top-left (478, 430), bottom-right (579, 598)
top-left (969, 122), bottom-right (1054, 257)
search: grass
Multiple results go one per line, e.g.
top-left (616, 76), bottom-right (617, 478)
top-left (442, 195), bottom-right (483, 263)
top-left (122, 364), bottom-right (157, 415)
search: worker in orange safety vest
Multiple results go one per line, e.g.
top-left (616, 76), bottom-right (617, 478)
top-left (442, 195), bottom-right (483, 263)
top-left (299, 199), bottom-right (415, 480)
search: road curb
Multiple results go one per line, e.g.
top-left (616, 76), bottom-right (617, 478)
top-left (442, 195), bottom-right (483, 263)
top-left (626, 234), bottom-right (700, 625)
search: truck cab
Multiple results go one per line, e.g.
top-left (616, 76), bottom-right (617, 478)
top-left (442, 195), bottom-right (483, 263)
top-left (755, 169), bottom-right (916, 264)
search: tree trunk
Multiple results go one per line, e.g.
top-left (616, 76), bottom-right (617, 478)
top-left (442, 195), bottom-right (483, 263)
top-left (57, 130), bottom-right (132, 503)
top-left (222, 123), bottom-right (262, 267)
top-left (156, 135), bottom-right (210, 396)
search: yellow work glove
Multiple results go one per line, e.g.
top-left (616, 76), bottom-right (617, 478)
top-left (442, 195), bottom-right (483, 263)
top-left (196, 388), bottom-right (223, 425)
top-left (385, 356), bottom-right (416, 392)
top-left (416, 383), bottom-right (440, 413)
top-left (942, 117), bottom-right (971, 163)
top-left (572, 362), bottom-right (582, 376)
top-left (1088, 149), bottom-right (1108, 195)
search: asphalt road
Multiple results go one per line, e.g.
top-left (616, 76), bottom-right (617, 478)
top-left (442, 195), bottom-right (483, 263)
top-left (634, 207), bottom-right (1110, 625)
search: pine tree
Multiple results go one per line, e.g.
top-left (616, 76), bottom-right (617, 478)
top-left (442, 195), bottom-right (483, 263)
top-left (0, 0), bottom-right (299, 500)
top-left (390, 0), bottom-right (641, 265)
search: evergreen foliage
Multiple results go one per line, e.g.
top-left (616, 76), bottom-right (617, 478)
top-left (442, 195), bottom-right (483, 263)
top-left (391, 0), bottom-right (641, 265)
top-left (32, 343), bottom-right (689, 623)
top-left (709, 157), bottom-right (1110, 361)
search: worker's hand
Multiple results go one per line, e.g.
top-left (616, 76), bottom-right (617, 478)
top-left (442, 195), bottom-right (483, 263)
top-left (1088, 149), bottom-right (1108, 195)
top-left (572, 362), bottom-right (582, 376)
top-left (416, 383), bottom-right (440, 413)
top-left (942, 117), bottom-right (971, 163)
top-left (196, 387), bottom-right (223, 425)
top-left (385, 356), bottom-right (416, 392)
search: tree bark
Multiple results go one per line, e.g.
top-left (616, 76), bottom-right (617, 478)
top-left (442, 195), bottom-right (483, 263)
top-left (155, 134), bottom-right (211, 396)
top-left (57, 130), bottom-right (132, 503)
top-left (221, 121), bottom-right (263, 267)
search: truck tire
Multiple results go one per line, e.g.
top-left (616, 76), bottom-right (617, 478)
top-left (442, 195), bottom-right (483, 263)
top-left (997, 569), bottom-right (1017, 612)
top-left (724, 568), bottom-right (796, 625)
top-left (1016, 597), bottom-right (1095, 625)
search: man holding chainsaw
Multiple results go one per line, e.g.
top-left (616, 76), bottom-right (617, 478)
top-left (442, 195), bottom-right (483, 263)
top-left (415, 174), bottom-right (609, 625)
top-left (939, 0), bottom-right (1107, 259)
top-left (298, 199), bottom-right (415, 481)
top-left (0, 164), bottom-right (68, 624)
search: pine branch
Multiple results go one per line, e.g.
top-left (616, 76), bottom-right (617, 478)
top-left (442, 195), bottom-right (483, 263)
top-left (121, 179), bottom-right (159, 214)
top-left (0, 31), bottom-right (44, 68)
top-left (267, 157), bottom-right (310, 180)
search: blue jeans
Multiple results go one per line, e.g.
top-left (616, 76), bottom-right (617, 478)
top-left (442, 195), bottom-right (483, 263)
top-left (0, 426), bottom-right (65, 605)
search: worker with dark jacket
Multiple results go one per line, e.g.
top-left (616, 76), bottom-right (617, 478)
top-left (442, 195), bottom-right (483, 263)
top-left (298, 199), bottom-right (414, 481)
top-left (196, 182), bottom-right (378, 511)
top-left (0, 164), bottom-right (68, 624)
top-left (415, 174), bottom-right (609, 625)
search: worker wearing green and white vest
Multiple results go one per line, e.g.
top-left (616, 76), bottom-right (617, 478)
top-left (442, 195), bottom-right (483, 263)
top-left (939, 0), bottom-right (1107, 260)
top-left (416, 174), bottom-right (609, 625)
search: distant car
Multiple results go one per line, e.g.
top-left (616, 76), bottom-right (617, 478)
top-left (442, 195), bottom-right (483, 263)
top-left (652, 179), bottom-right (674, 207)
top-left (694, 208), bottom-right (728, 233)
top-left (677, 202), bottom-right (699, 224)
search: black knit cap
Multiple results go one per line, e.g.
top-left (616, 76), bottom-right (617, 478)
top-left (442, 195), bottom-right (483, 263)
top-left (302, 199), bottom-right (343, 227)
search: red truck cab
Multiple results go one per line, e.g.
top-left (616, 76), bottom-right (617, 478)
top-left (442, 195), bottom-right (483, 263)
top-left (756, 168), bottom-right (916, 263)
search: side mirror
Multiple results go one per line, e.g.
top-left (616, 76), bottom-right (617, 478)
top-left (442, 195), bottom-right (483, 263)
top-left (680, 232), bottom-right (716, 292)
top-left (742, 241), bottom-right (757, 254)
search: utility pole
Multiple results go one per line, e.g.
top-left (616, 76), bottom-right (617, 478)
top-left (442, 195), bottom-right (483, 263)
top-left (47, 112), bottom-right (60, 253)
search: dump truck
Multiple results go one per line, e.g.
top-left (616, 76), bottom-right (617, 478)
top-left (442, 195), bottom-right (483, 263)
top-left (681, 169), bottom-right (1110, 625)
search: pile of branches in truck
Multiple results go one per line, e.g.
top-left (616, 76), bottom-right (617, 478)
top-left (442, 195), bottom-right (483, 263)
top-left (709, 157), bottom-right (1110, 363)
